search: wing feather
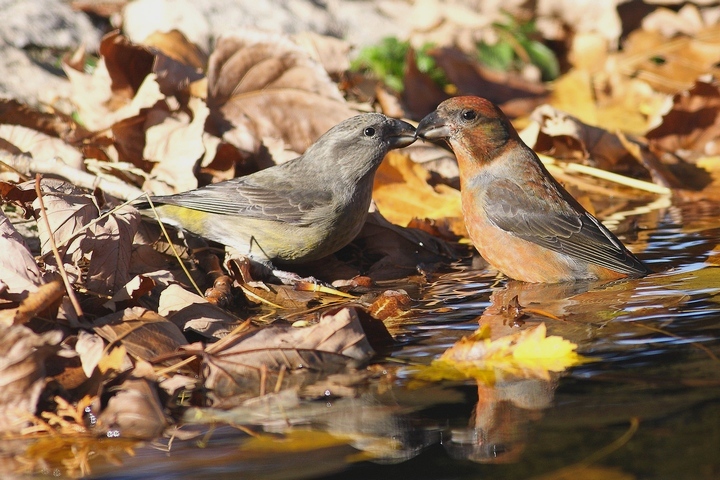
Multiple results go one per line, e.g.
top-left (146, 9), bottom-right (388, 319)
top-left (149, 162), bottom-right (332, 225)
top-left (484, 178), bottom-right (649, 276)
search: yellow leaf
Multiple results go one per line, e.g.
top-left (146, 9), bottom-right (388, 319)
top-left (411, 324), bottom-right (587, 385)
top-left (373, 151), bottom-right (464, 235)
top-left (550, 69), bottom-right (598, 126)
top-left (98, 344), bottom-right (127, 374)
top-left (550, 69), bottom-right (657, 135)
top-left (512, 324), bottom-right (584, 372)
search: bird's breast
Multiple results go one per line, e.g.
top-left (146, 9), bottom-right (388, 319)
top-left (461, 188), bottom-right (605, 283)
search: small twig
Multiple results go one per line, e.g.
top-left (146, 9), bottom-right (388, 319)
top-left (539, 154), bottom-right (672, 195)
top-left (259, 364), bottom-right (267, 397)
top-left (295, 281), bottom-right (357, 298)
top-left (274, 365), bottom-right (287, 393)
top-left (34, 174), bottom-right (83, 318)
top-left (238, 284), bottom-right (284, 309)
top-left (155, 355), bottom-right (199, 377)
top-left (205, 318), bottom-right (254, 355)
top-left (142, 195), bottom-right (204, 297)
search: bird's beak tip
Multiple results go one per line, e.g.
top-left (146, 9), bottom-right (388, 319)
top-left (416, 124), bottom-right (451, 141)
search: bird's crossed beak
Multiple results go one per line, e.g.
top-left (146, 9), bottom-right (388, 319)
top-left (415, 111), bottom-right (451, 141)
top-left (388, 119), bottom-right (418, 149)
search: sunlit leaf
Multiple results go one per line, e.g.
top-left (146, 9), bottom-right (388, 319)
top-left (206, 30), bottom-right (354, 157)
top-left (412, 324), bottom-right (586, 385)
top-left (373, 151), bottom-right (464, 234)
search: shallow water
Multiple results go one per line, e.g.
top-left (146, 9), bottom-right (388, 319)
top-left (30, 199), bottom-right (720, 479)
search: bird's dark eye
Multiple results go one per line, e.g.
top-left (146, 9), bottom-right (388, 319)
top-left (461, 110), bottom-right (477, 121)
top-left (363, 127), bottom-right (376, 137)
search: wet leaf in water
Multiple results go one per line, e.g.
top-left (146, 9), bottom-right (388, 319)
top-left (241, 429), bottom-right (354, 454)
top-left (201, 307), bottom-right (374, 404)
top-left (367, 289), bottom-right (413, 321)
top-left (19, 436), bottom-right (139, 478)
top-left (412, 324), bottom-right (585, 385)
top-left (94, 376), bottom-right (170, 439)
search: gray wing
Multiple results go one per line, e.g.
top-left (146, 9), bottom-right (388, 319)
top-left (150, 162), bottom-right (332, 225)
top-left (484, 178), bottom-right (650, 276)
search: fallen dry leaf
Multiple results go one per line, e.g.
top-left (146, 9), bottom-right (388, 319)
top-left (520, 103), bottom-right (695, 191)
top-left (201, 307), bottom-right (374, 403)
top-left (141, 96), bottom-right (210, 195)
top-left (0, 124), bottom-right (84, 170)
top-left (401, 47), bottom-right (450, 120)
top-left (32, 180), bottom-right (99, 284)
top-left (103, 274), bottom-right (156, 311)
top-left (81, 205), bottom-right (140, 296)
top-left (158, 284), bottom-right (237, 340)
top-left (0, 211), bottom-right (42, 299)
top-left (93, 306), bottom-right (188, 363)
top-left (646, 76), bottom-right (720, 162)
top-left (206, 30), bottom-right (356, 158)
top-left (291, 31), bottom-right (351, 76)
top-left (373, 151), bottom-right (464, 235)
top-left (0, 98), bottom-right (91, 145)
top-left (75, 330), bottom-right (105, 378)
top-left (142, 29), bottom-right (207, 71)
top-left (1, 280), bottom-right (65, 327)
top-left (0, 324), bottom-right (62, 433)
top-left (429, 46), bottom-right (548, 117)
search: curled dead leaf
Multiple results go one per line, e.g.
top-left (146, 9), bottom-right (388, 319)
top-left (201, 307), bottom-right (374, 404)
top-left (0, 211), bottom-right (43, 300)
top-left (0, 324), bottom-right (62, 433)
top-left (94, 376), bottom-right (169, 439)
top-left (367, 290), bottom-right (413, 321)
top-left (206, 30), bottom-right (356, 157)
top-left (93, 307), bottom-right (188, 363)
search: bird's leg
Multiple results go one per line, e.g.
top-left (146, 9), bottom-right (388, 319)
top-left (225, 252), bottom-right (326, 286)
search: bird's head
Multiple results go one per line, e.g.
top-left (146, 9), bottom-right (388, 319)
top-left (304, 113), bottom-right (416, 181)
top-left (416, 96), bottom-right (517, 164)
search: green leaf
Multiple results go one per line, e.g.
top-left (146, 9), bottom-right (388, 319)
top-left (351, 37), bottom-right (448, 93)
top-left (521, 38), bottom-right (560, 80)
top-left (476, 41), bottom-right (515, 72)
top-left (351, 37), bottom-right (409, 92)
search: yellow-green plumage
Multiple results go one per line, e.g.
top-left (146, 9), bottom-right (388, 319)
top-left (137, 114), bottom-right (416, 264)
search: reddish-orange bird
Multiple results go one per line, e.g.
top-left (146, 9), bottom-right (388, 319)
top-left (416, 96), bottom-right (651, 283)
